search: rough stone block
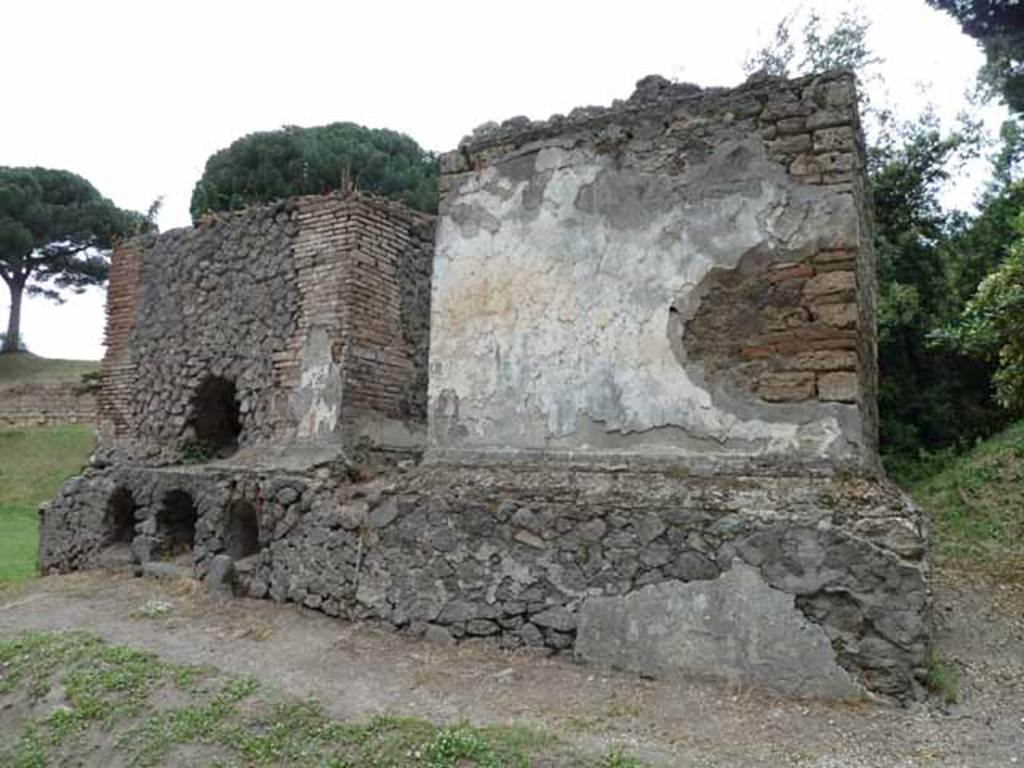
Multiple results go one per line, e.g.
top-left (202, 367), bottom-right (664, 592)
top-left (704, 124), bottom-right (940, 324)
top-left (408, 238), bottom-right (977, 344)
top-left (792, 350), bottom-right (857, 371)
top-left (576, 562), bottom-right (864, 700)
top-left (813, 126), bottom-right (856, 153)
top-left (766, 264), bottom-right (814, 283)
top-left (804, 271), bottom-right (856, 298)
top-left (806, 108), bottom-right (849, 130)
top-left (768, 134), bottom-right (812, 155)
top-left (142, 562), bottom-right (190, 581)
top-left (758, 372), bottom-right (816, 402)
top-left (206, 554), bottom-right (234, 595)
top-left (818, 372), bottom-right (859, 402)
top-left (369, 498), bottom-right (399, 528)
top-left (812, 302), bottom-right (859, 329)
top-left (424, 624), bottom-right (456, 645)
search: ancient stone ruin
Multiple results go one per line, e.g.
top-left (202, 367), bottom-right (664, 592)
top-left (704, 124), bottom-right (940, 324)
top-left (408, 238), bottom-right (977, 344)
top-left (39, 70), bottom-right (930, 702)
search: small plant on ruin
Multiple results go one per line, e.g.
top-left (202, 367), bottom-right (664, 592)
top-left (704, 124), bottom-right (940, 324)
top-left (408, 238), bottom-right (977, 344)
top-left (133, 599), bottom-right (173, 619)
top-left (602, 749), bottom-right (645, 768)
top-left (74, 370), bottom-right (103, 396)
top-left (178, 438), bottom-right (219, 464)
top-left (925, 647), bottom-right (960, 704)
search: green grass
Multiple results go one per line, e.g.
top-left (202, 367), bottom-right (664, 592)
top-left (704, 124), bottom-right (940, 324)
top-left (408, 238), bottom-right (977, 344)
top-left (0, 425), bottom-right (95, 584)
top-left (911, 418), bottom-right (1024, 563)
top-left (924, 647), bottom-right (959, 705)
top-left (0, 352), bottom-right (99, 384)
top-left (0, 631), bottom-right (644, 768)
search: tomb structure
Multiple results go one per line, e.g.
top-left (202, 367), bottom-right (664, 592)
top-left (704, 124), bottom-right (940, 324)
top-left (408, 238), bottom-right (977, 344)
top-left (39, 71), bottom-right (930, 702)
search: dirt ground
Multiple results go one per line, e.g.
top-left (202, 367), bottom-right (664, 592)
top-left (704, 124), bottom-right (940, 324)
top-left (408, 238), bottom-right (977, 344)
top-left (1, 561), bottom-right (1021, 767)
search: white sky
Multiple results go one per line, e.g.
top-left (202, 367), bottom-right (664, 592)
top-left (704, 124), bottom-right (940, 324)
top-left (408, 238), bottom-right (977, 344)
top-left (0, 0), bottom-right (1005, 360)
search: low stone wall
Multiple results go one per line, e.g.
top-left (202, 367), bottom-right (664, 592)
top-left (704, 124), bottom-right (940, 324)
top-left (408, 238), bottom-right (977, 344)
top-left (40, 460), bottom-right (929, 701)
top-left (0, 382), bottom-right (97, 427)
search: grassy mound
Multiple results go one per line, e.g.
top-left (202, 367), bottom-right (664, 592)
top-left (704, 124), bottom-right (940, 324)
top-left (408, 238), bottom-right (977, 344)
top-left (0, 353), bottom-right (99, 384)
top-left (0, 426), bottom-right (95, 584)
top-left (0, 631), bottom-right (643, 768)
top-left (912, 419), bottom-right (1024, 564)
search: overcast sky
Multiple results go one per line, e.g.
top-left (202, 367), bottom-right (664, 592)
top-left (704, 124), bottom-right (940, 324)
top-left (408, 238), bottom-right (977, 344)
top-left (0, 0), bottom-right (1006, 360)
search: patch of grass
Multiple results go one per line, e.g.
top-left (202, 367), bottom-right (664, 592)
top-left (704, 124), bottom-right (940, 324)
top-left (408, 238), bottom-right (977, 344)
top-left (603, 750), bottom-right (646, 768)
top-left (0, 353), bottom-right (99, 383)
top-left (0, 425), bottom-right (94, 584)
top-left (179, 437), bottom-right (219, 464)
top-left (133, 599), bottom-right (174, 619)
top-left (924, 648), bottom-right (959, 704)
top-left (911, 419), bottom-right (1024, 563)
top-left (8, 722), bottom-right (47, 768)
top-left (883, 445), bottom-right (962, 487)
top-left (0, 631), bottom-right (644, 768)
top-left (0, 632), bottom-right (170, 723)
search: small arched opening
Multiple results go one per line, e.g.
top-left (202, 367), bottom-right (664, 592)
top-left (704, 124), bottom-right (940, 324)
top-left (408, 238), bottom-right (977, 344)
top-left (156, 490), bottom-right (198, 560)
top-left (187, 376), bottom-right (242, 458)
top-left (225, 500), bottom-right (260, 560)
top-left (103, 487), bottom-right (136, 546)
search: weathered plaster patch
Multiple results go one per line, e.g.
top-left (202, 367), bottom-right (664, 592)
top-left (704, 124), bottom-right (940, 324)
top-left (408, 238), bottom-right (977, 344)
top-left (429, 141), bottom-right (857, 458)
top-left (291, 326), bottom-right (343, 439)
top-left (575, 561), bottom-right (865, 700)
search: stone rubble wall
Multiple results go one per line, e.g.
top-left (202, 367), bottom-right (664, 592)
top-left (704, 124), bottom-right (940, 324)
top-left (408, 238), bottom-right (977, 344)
top-left (0, 381), bottom-right (97, 427)
top-left (39, 460), bottom-right (928, 701)
top-left (430, 70), bottom-right (877, 465)
top-left (97, 193), bottom-right (433, 464)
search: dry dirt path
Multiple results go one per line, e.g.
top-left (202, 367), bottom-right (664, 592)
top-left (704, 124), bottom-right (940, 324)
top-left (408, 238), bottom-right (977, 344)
top-left (1, 564), bottom-right (1021, 767)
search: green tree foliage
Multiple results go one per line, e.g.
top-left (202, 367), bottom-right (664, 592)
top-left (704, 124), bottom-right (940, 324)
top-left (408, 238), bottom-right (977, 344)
top-left (745, 8), bottom-right (879, 78)
top-left (947, 172), bottom-right (1024, 306)
top-left (744, 8), bottom-right (888, 134)
top-left (0, 167), bottom-right (146, 354)
top-left (926, 0), bottom-right (1024, 114)
top-left (870, 122), bottom-right (1008, 459)
top-left (938, 216), bottom-right (1024, 411)
top-left (190, 123), bottom-right (439, 219)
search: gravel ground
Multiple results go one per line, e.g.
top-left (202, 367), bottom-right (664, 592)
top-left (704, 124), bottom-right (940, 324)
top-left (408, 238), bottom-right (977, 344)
top-left (0, 560), bottom-right (1021, 767)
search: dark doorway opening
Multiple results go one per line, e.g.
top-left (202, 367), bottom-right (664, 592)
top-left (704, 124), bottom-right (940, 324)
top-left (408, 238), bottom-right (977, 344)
top-left (103, 487), bottom-right (137, 546)
top-left (226, 501), bottom-right (260, 560)
top-left (188, 376), bottom-right (241, 458)
top-left (156, 490), bottom-right (198, 559)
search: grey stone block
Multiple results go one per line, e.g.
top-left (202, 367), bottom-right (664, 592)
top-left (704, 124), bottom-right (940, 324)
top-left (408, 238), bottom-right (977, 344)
top-left (206, 554), bottom-right (234, 595)
top-left (423, 624), bottom-right (454, 645)
top-left (369, 498), bottom-right (399, 528)
top-left (142, 561), bottom-right (191, 581)
top-left (576, 561), bottom-right (865, 700)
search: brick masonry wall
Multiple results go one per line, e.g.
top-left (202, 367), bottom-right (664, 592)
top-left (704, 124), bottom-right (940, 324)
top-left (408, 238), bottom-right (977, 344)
top-left (342, 198), bottom-right (434, 424)
top-left (683, 75), bottom-right (874, 418)
top-left (0, 382), bottom-right (97, 427)
top-left (99, 236), bottom-right (143, 442)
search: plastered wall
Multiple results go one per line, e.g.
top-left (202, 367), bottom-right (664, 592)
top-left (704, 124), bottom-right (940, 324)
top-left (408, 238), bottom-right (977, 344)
top-left (430, 71), bottom-right (876, 466)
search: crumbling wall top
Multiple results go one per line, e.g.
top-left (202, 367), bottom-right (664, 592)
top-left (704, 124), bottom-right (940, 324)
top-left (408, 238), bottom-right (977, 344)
top-left (445, 69), bottom-right (859, 163)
